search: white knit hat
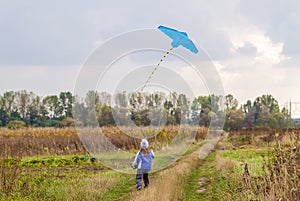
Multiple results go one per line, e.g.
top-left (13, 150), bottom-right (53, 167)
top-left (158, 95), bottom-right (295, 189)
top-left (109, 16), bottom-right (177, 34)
top-left (140, 139), bottom-right (149, 149)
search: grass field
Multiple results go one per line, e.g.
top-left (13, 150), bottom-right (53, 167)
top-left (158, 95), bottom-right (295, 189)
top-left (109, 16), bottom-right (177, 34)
top-left (184, 130), bottom-right (300, 201)
top-left (0, 127), bottom-right (299, 200)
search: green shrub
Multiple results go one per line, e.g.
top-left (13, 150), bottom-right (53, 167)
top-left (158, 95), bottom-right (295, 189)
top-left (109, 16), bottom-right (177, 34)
top-left (7, 120), bottom-right (26, 129)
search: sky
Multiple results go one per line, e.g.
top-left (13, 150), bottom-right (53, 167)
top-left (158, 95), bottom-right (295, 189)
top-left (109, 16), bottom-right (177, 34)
top-left (0, 0), bottom-right (300, 115)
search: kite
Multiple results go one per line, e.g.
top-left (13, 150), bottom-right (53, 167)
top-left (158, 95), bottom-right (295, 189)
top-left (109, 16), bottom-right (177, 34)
top-left (129, 25), bottom-right (198, 114)
top-left (158, 25), bottom-right (198, 53)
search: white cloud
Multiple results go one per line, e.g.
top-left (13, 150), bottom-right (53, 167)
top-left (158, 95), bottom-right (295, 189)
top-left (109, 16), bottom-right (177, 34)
top-left (214, 53), bottom-right (289, 105)
top-left (0, 0), bottom-right (300, 109)
top-left (226, 24), bottom-right (289, 64)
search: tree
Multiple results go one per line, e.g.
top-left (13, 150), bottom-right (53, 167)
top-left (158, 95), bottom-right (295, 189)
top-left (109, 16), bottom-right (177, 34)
top-left (193, 95), bottom-right (220, 127)
top-left (27, 95), bottom-right (44, 126)
top-left (224, 109), bottom-right (244, 130)
top-left (176, 94), bottom-right (189, 123)
top-left (208, 95), bottom-right (220, 112)
top-left (14, 90), bottom-right (31, 120)
top-left (98, 104), bottom-right (115, 126)
top-left (73, 101), bottom-right (88, 126)
top-left (0, 108), bottom-right (8, 126)
top-left (0, 91), bottom-right (16, 118)
top-left (59, 91), bottom-right (73, 118)
top-left (255, 105), bottom-right (271, 127)
top-left (85, 91), bottom-right (99, 110)
top-left (252, 95), bottom-right (280, 128)
top-left (191, 96), bottom-right (215, 126)
top-left (199, 108), bottom-right (211, 126)
top-left (242, 100), bottom-right (252, 114)
top-left (259, 94), bottom-right (280, 114)
top-left (43, 95), bottom-right (60, 119)
top-left (224, 94), bottom-right (243, 130)
top-left (242, 100), bottom-right (255, 128)
top-left (99, 92), bottom-right (112, 105)
top-left (225, 94), bottom-right (238, 111)
top-left (153, 92), bottom-right (164, 106)
top-left (190, 98), bottom-right (201, 125)
top-left (115, 91), bottom-right (128, 108)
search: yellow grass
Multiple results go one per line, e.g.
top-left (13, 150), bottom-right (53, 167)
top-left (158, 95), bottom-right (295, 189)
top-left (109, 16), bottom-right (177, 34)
top-left (215, 153), bottom-right (239, 173)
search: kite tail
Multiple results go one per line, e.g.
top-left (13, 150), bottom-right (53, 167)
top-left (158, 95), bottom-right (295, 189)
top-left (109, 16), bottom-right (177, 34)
top-left (128, 47), bottom-right (174, 115)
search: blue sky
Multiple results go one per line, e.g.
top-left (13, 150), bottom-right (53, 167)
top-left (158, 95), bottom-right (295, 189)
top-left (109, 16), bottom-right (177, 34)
top-left (0, 0), bottom-right (300, 115)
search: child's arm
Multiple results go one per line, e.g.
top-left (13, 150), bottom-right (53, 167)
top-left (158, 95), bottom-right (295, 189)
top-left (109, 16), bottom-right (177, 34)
top-left (132, 152), bottom-right (140, 168)
top-left (150, 149), bottom-right (155, 159)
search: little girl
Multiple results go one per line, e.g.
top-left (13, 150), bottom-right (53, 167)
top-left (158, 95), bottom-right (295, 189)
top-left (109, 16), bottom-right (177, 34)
top-left (132, 139), bottom-right (155, 190)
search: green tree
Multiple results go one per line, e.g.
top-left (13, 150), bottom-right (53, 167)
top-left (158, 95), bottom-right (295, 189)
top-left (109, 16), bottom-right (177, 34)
top-left (190, 98), bottom-right (201, 125)
top-left (115, 91), bottom-right (128, 108)
top-left (259, 94), bottom-right (280, 114)
top-left (0, 91), bottom-right (16, 118)
top-left (43, 95), bottom-right (60, 119)
top-left (176, 94), bottom-right (189, 123)
top-left (224, 109), bottom-right (244, 130)
top-left (27, 95), bottom-right (44, 126)
top-left (191, 96), bottom-right (212, 126)
top-left (59, 91), bottom-right (73, 118)
top-left (14, 90), bottom-right (31, 120)
top-left (98, 104), bottom-right (115, 126)
top-left (224, 94), bottom-right (244, 130)
top-left (242, 100), bottom-right (255, 128)
top-left (225, 94), bottom-right (238, 110)
top-left (73, 101), bottom-right (88, 126)
top-left (253, 95), bottom-right (280, 127)
top-left (0, 108), bottom-right (8, 126)
top-left (198, 96), bottom-right (213, 127)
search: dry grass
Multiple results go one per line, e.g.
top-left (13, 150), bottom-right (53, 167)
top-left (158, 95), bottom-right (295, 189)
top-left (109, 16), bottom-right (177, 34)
top-left (0, 127), bottom-right (85, 157)
top-left (64, 176), bottom-right (118, 201)
top-left (215, 154), bottom-right (239, 173)
top-left (261, 132), bottom-right (300, 200)
top-left (0, 126), bottom-right (208, 157)
top-left (220, 131), bottom-right (300, 201)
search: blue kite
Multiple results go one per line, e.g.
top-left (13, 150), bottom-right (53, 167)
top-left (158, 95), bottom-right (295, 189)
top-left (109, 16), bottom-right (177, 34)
top-left (129, 25), bottom-right (198, 114)
top-left (158, 25), bottom-right (198, 53)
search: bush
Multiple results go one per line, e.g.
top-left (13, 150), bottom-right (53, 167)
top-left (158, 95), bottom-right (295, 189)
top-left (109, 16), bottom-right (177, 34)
top-left (7, 120), bottom-right (26, 129)
top-left (58, 117), bottom-right (75, 127)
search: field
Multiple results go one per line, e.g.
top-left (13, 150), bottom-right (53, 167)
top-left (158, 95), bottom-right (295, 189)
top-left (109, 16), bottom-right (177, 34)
top-left (0, 127), bottom-right (299, 200)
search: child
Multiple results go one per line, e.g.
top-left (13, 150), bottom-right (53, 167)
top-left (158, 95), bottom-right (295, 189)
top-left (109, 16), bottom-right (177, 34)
top-left (132, 139), bottom-right (155, 190)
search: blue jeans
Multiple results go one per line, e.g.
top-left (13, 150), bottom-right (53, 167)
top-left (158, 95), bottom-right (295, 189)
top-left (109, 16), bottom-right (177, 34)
top-left (136, 169), bottom-right (149, 189)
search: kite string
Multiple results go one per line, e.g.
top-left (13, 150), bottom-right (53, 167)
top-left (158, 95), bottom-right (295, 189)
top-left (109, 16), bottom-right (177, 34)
top-left (139, 47), bottom-right (174, 94)
top-left (129, 47), bottom-right (174, 113)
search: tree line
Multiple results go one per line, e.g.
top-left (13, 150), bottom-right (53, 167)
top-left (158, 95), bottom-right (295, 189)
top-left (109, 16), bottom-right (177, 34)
top-left (0, 90), bottom-right (295, 129)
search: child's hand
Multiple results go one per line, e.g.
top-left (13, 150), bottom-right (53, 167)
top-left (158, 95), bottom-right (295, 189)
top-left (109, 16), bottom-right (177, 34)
top-left (131, 165), bottom-right (137, 169)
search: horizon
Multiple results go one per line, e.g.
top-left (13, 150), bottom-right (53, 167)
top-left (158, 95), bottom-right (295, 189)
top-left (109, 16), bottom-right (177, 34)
top-left (1, 89), bottom-right (300, 118)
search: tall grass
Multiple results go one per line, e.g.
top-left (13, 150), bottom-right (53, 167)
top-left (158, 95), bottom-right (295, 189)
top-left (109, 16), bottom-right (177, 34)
top-left (259, 132), bottom-right (299, 200)
top-left (0, 126), bottom-right (207, 157)
top-left (0, 127), bottom-right (85, 157)
top-left (218, 131), bottom-right (299, 200)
